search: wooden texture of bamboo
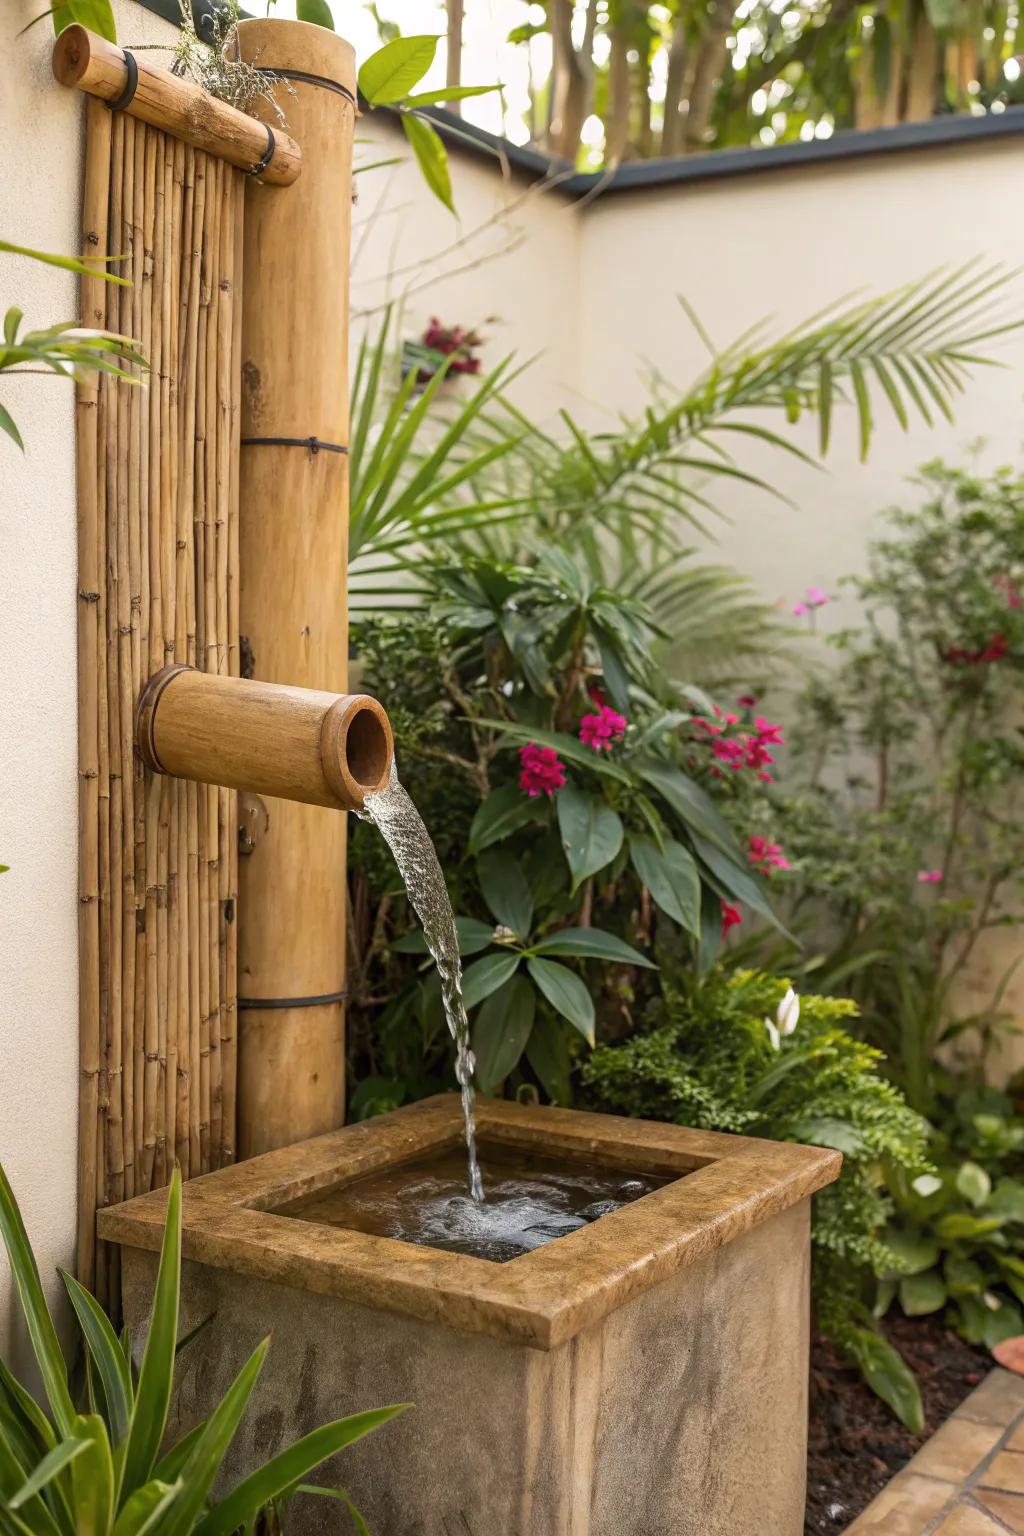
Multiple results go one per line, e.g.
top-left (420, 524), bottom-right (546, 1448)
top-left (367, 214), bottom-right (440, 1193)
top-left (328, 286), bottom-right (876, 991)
top-left (76, 105), bottom-right (244, 1307)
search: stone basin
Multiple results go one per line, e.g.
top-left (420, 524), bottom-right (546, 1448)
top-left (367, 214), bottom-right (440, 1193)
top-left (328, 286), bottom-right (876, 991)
top-left (98, 1095), bottom-right (841, 1536)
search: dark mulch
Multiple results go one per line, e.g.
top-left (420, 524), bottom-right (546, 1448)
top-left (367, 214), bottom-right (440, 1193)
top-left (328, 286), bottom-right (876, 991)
top-left (805, 1315), bottom-right (991, 1535)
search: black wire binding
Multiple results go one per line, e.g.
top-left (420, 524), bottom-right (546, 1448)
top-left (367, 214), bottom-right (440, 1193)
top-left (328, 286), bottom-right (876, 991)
top-left (238, 990), bottom-right (349, 1010)
top-left (106, 51), bottom-right (139, 114)
top-left (254, 66), bottom-right (356, 103)
top-left (248, 123), bottom-right (276, 178)
top-left (240, 435), bottom-right (348, 456)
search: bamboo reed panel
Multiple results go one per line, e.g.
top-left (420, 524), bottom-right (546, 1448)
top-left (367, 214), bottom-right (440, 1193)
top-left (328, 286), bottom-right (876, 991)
top-left (76, 106), bottom-right (243, 1306)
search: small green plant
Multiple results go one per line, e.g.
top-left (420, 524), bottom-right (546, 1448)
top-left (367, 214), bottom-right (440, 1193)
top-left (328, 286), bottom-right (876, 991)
top-left (582, 967), bottom-right (932, 1429)
top-left (0, 1163), bottom-right (403, 1533)
top-left (875, 1087), bottom-right (1024, 1350)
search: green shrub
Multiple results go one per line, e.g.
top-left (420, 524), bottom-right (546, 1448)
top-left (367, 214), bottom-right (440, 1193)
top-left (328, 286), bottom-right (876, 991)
top-left (582, 966), bottom-right (933, 1427)
top-left (0, 1163), bottom-right (402, 1533)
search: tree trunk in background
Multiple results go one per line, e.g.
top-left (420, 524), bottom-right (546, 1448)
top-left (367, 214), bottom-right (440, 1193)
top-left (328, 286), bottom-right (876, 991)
top-left (660, 13), bottom-right (689, 155)
top-left (606, 22), bottom-right (632, 160)
top-left (853, 38), bottom-right (904, 128)
top-left (446, 0), bottom-right (464, 112)
top-left (549, 0), bottom-right (588, 159)
top-left (905, 11), bottom-right (940, 119)
top-left (684, 0), bottom-right (735, 152)
top-left (945, 33), bottom-right (979, 105)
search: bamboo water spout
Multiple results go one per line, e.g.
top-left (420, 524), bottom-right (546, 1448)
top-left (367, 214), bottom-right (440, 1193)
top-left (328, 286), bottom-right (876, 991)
top-left (137, 667), bottom-right (393, 812)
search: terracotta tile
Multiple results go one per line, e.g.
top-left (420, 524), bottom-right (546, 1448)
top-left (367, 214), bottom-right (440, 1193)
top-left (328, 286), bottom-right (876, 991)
top-left (845, 1472), bottom-right (956, 1533)
top-left (979, 1450), bottom-right (1024, 1494)
top-left (910, 1417), bottom-right (1004, 1482)
top-left (957, 1371), bottom-right (1024, 1427)
top-left (936, 1502), bottom-right (1010, 1535)
top-left (975, 1489), bottom-right (1024, 1533)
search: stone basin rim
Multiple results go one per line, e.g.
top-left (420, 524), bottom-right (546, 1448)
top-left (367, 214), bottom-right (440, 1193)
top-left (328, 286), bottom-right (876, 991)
top-left (98, 1096), bottom-right (841, 1349)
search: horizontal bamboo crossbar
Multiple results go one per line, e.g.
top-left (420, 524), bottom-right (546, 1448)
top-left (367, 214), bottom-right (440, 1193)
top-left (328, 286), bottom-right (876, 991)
top-left (53, 26), bottom-right (302, 185)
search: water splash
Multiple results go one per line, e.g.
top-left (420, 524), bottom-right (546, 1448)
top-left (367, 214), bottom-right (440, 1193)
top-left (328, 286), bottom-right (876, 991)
top-left (359, 762), bottom-right (484, 1202)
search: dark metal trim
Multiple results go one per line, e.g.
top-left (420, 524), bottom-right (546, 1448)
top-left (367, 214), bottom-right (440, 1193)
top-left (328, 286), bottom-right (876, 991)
top-left (256, 66), bottom-right (356, 103)
top-left (238, 990), bottom-right (348, 1010)
top-left (240, 435), bottom-right (348, 456)
top-left (106, 50), bottom-right (139, 114)
top-left (247, 123), bottom-right (276, 177)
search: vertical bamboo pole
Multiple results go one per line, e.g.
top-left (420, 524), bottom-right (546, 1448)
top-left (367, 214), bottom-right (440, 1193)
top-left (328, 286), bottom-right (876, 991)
top-left (234, 19), bottom-right (356, 1157)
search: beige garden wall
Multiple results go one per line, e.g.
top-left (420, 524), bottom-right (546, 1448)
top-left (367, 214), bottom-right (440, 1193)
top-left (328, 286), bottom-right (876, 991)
top-left (0, 0), bottom-right (179, 1367)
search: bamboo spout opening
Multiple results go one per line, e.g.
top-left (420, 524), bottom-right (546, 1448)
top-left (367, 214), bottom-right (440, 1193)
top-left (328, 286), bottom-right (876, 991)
top-left (137, 666), bottom-right (393, 812)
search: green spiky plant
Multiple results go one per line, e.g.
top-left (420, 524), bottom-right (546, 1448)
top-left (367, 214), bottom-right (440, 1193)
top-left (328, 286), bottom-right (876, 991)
top-left (0, 1164), bottom-right (404, 1533)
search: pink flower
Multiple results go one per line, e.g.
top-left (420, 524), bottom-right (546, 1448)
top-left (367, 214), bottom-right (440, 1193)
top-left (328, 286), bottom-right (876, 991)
top-left (806, 586), bottom-right (829, 607)
top-left (736, 694), bottom-right (757, 709)
top-left (792, 601), bottom-right (809, 616)
top-left (579, 706), bottom-right (627, 753)
top-left (749, 835), bottom-right (791, 873)
top-left (720, 901), bottom-right (742, 938)
top-left (917, 869), bottom-right (943, 884)
top-left (519, 743), bottom-right (566, 798)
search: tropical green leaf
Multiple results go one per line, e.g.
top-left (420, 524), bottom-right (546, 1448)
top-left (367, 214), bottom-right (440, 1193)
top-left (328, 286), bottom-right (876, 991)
top-left (402, 84), bottom-right (500, 105)
top-left (0, 1161), bottom-right (75, 1433)
top-left (461, 952), bottom-right (520, 1009)
top-left (120, 1169), bottom-right (182, 1491)
top-left (878, 1226), bottom-right (941, 1280)
top-left (194, 1407), bottom-right (406, 1536)
top-left (52, 0), bottom-right (117, 40)
top-left (841, 1328), bottom-right (924, 1433)
top-left (956, 1161), bottom-right (992, 1208)
top-left (899, 1269), bottom-right (947, 1316)
top-left (296, 0), bottom-right (334, 25)
top-left (477, 849), bottom-right (533, 937)
top-left (526, 957), bottom-right (595, 1044)
top-left (933, 1212), bottom-right (1004, 1241)
top-left (530, 926), bottom-right (655, 968)
top-left (68, 1414), bottom-right (115, 1532)
top-left (556, 787), bottom-right (623, 893)
top-left (61, 1268), bottom-right (133, 1445)
top-left (633, 760), bottom-right (742, 859)
top-left (0, 403), bottom-right (20, 450)
top-left (629, 836), bottom-right (701, 937)
top-left (358, 35), bottom-right (438, 102)
top-left (473, 975), bottom-right (536, 1093)
top-left (0, 241), bottom-right (127, 283)
top-left (392, 917), bottom-right (497, 956)
top-left (112, 1480), bottom-right (181, 1536)
top-left (7, 1437), bottom-right (88, 1509)
top-left (401, 114), bottom-right (454, 214)
top-left (525, 1013), bottom-right (572, 1105)
top-left (468, 785), bottom-right (545, 855)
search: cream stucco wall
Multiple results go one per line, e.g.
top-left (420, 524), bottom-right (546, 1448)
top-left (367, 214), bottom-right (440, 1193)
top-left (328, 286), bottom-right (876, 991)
top-left (0, 0), bottom-right (179, 1368)
top-left (3, 0), bottom-right (1024, 1366)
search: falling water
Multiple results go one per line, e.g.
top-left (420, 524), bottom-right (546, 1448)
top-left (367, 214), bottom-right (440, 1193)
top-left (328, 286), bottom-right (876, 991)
top-left (359, 762), bottom-right (485, 1202)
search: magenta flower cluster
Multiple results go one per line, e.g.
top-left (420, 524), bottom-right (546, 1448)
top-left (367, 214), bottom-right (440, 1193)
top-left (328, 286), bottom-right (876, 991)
top-left (748, 835), bottom-right (790, 874)
top-left (518, 743), bottom-right (567, 798)
top-left (579, 705), bottom-right (628, 752)
top-left (693, 706), bottom-right (785, 783)
top-left (792, 586), bottom-right (829, 617)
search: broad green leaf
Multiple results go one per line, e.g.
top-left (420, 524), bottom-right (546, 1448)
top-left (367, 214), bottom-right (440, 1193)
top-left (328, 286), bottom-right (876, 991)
top-left (843, 1327), bottom-right (924, 1433)
top-left (61, 1268), bottom-right (133, 1444)
top-left (956, 1161), bottom-right (992, 1208)
top-left (477, 850), bottom-right (533, 937)
top-left (526, 957), bottom-right (595, 1045)
top-left (629, 836), bottom-right (701, 937)
top-left (120, 1168), bottom-right (182, 1491)
top-left (476, 721), bottom-right (632, 784)
top-left (391, 917), bottom-right (496, 956)
top-left (933, 1212), bottom-right (1004, 1241)
top-left (473, 975), bottom-right (535, 1093)
top-left (556, 787), bottom-right (623, 893)
top-left (990, 1179), bottom-right (1024, 1222)
top-left (945, 1253), bottom-right (986, 1297)
top-left (112, 1479), bottom-right (181, 1536)
top-left (877, 1226), bottom-right (941, 1280)
top-left (0, 1356), bottom-right (56, 1455)
top-left (530, 926), bottom-right (655, 969)
top-left (634, 760), bottom-right (744, 860)
top-left (525, 1013), bottom-right (572, 1105)
top-left (68, 1414), bottom-right (115, 1534)
top-left (460, 951), bottom-right (520, 1010)
top-left (691, 832), bottom-right (784, 934)
top-left (52, 0), bottom-right (117, 43)
top-left (873, 1279), bottom-right (896, 1319)
top-left (151, 1419), bottom-right (209, 1486)
top-left (468, 785), bottom-right (544, 855)
top-left (402, 84), bottom-right (500, 105)
top-left (0, 1160), bottom-right (75, 1433)
top-left (8, 1437), bottom-right (88, 1508)
top-left (193, 1407), bottom-right (407, 1536)
top-left (159, 1340), bottom-right (270, 1536)
top-left (982, 1296), bottom-right (1024, 1350)
top-left (401, 115), bottom-right (454, 214)
top-left (899, 1269), bottom-right (947, 1317)
top-left (358, 35), bottom-right (438, 103)
top-left (296, 0), bottom-right (334, 25)
top-left (788, 1116), bottom-right (867, 1157)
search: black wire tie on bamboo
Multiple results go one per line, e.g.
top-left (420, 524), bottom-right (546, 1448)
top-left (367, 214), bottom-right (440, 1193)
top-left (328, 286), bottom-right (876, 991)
top-left (255, 65), bottom-right (356, 103)
top-left (240, 435), bottom-right (348, 457)
top-left (105, 50), bottom-right (138, 113)
top-left (248, 123), bottom-right (276, 178)
top-left (237, 989), bottom-right (349, 1010)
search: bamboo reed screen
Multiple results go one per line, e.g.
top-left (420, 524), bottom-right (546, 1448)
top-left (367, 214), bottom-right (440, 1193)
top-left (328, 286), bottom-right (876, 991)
top-left (77, 97), bottom-right (243, 1307)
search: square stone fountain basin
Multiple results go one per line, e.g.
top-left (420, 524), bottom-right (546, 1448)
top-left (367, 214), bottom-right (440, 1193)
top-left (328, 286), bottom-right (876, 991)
top-left (99, 1095), bottom-right (841, 1536)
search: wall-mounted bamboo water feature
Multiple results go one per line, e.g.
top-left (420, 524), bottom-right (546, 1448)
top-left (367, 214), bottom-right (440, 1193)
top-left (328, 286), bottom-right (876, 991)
top-left (57, 16), bottom-right (360, 1300)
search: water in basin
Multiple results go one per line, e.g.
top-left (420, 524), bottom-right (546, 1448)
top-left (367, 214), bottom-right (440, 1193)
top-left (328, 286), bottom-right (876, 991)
top-left (276, 1143), bottom-right (669, 1263)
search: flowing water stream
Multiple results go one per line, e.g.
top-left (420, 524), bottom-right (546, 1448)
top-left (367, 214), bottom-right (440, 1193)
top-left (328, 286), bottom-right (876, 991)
top-left (359, 762), bottom-right (485, 1202)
